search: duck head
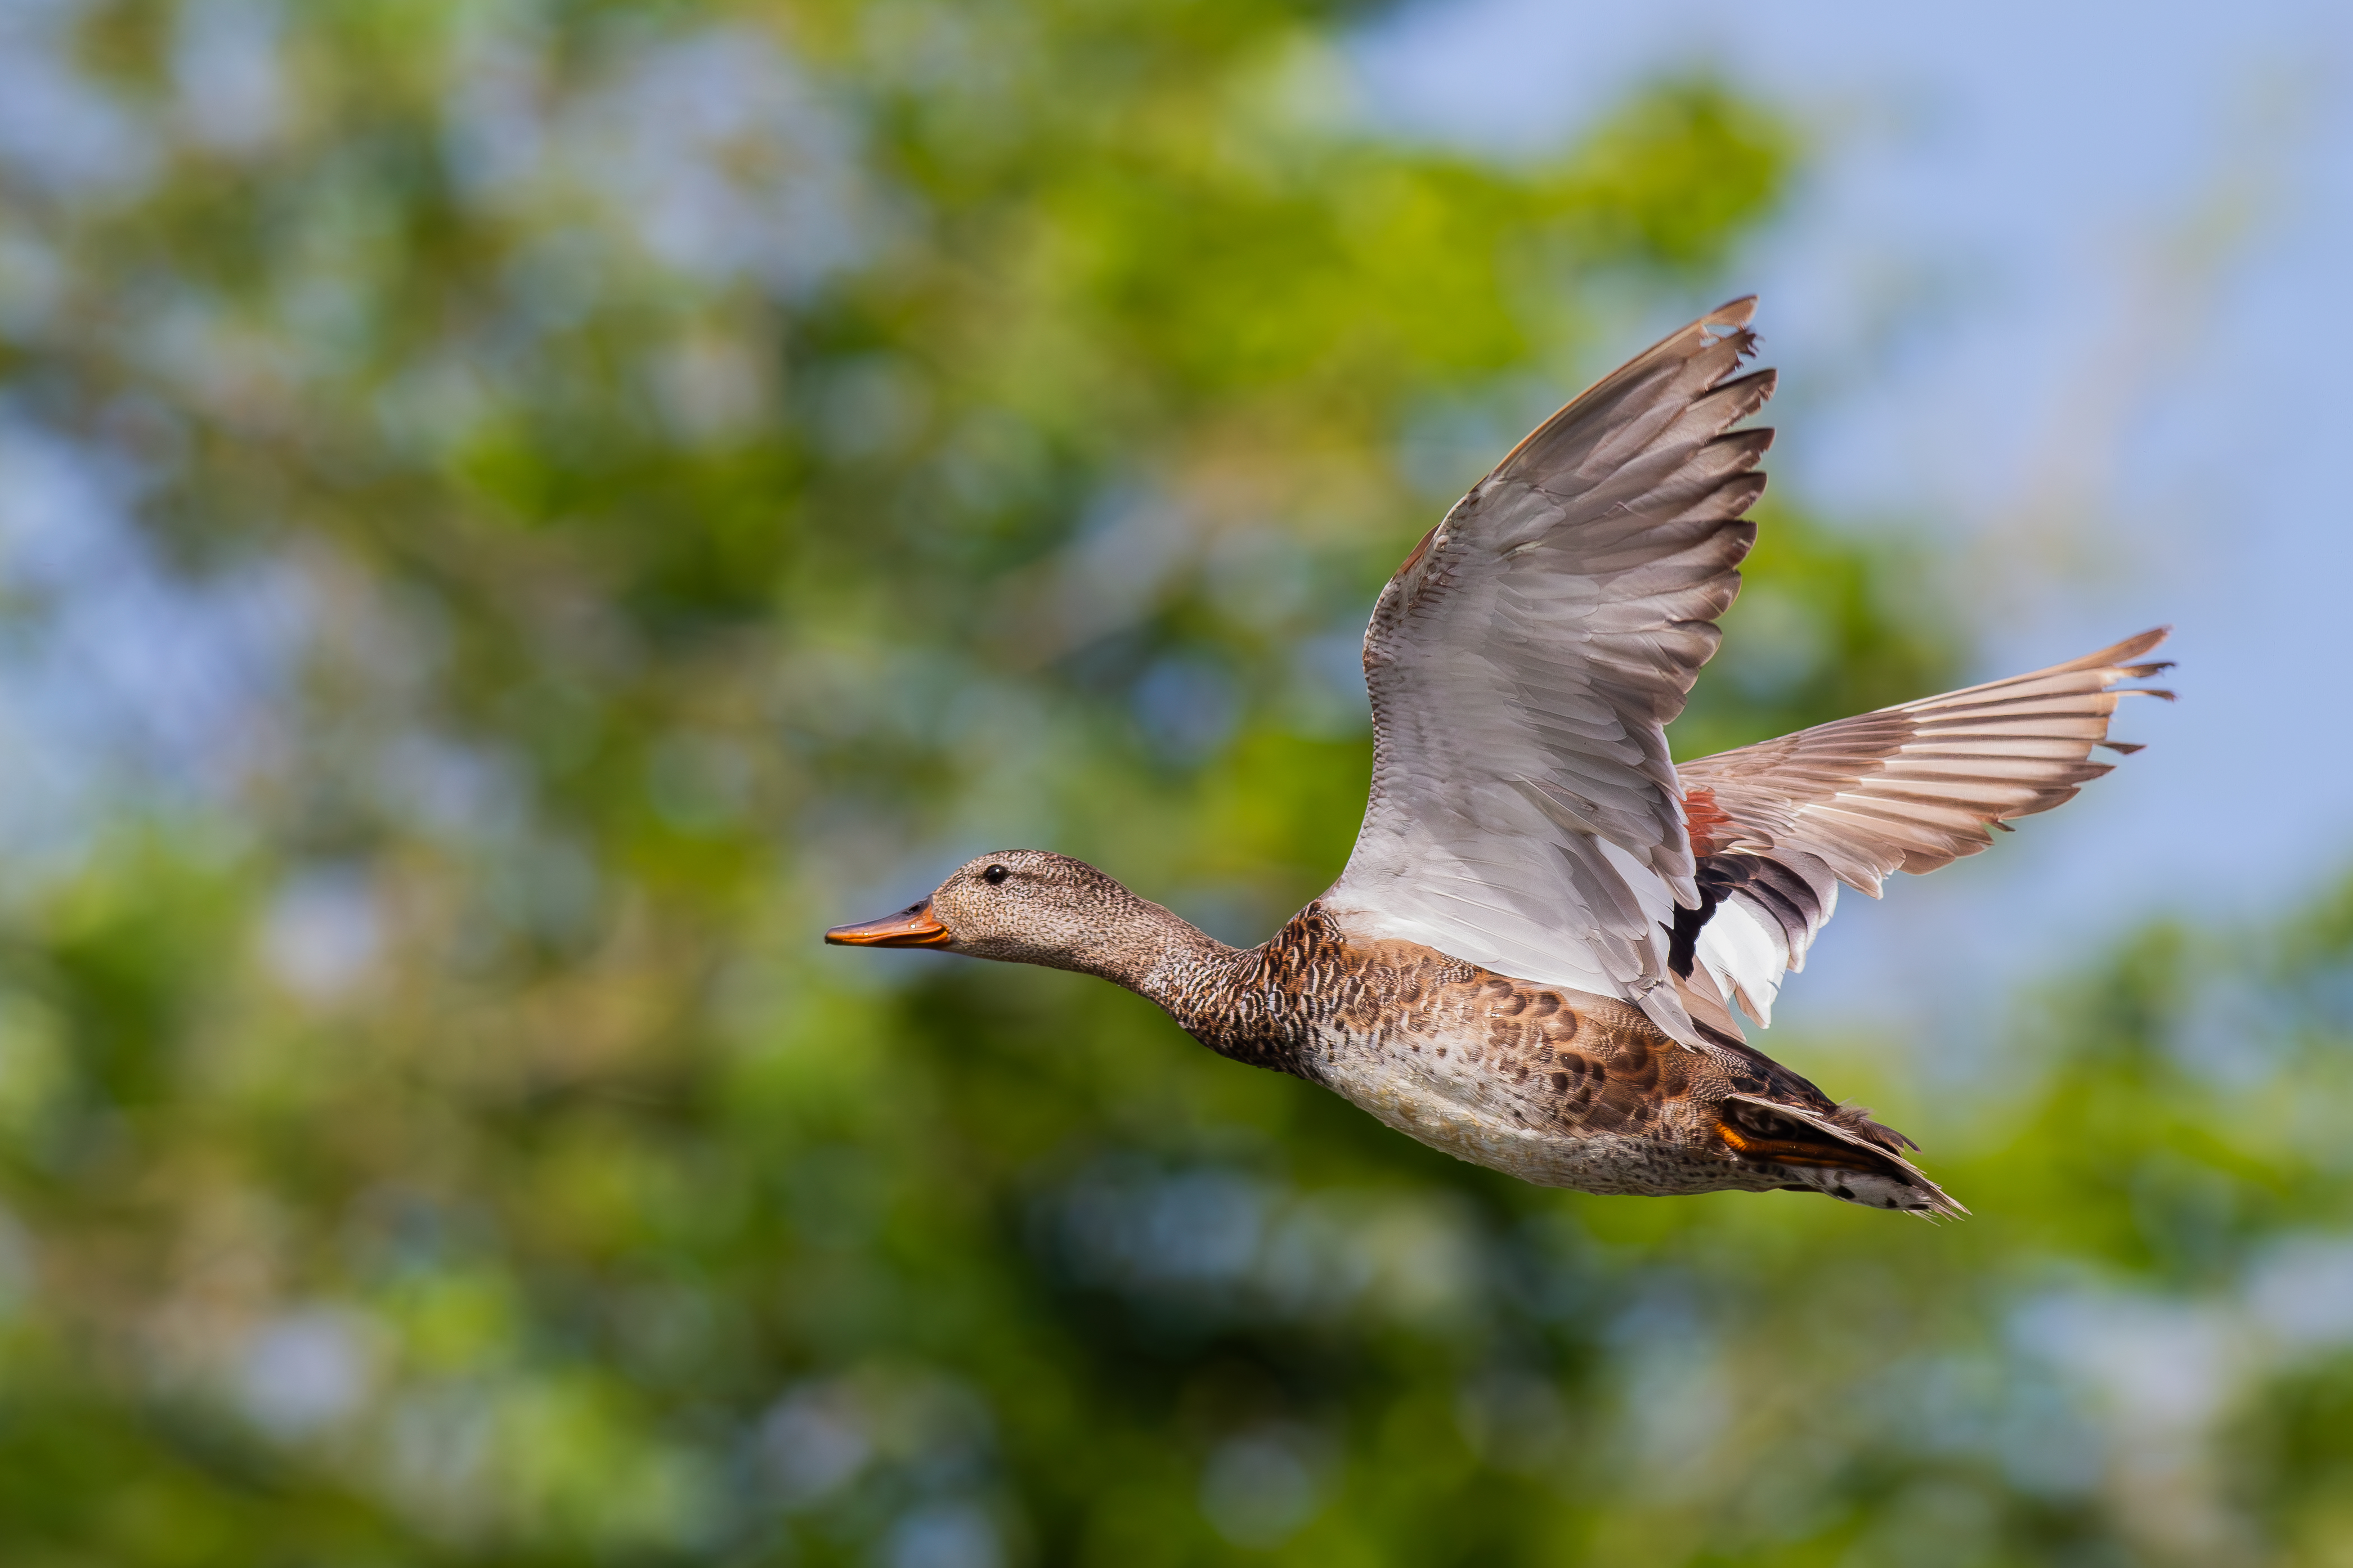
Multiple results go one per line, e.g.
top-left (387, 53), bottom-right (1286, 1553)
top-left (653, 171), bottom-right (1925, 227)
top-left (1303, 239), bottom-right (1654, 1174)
top-left (824, 850), bottom-right (1222, 985)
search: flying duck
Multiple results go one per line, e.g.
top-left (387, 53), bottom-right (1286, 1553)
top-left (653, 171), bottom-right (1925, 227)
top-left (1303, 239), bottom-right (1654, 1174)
top-left (827, 299), bottom-right (2170, 1217)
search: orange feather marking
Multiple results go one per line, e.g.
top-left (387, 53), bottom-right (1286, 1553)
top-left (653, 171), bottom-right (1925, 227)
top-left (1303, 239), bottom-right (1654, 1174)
top-left (1683, 785), bottom-right (1736, 858)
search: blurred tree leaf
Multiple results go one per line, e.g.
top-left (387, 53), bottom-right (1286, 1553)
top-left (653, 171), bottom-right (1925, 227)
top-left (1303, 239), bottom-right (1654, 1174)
top-left (2, 3), bottom-right (2321, 1568)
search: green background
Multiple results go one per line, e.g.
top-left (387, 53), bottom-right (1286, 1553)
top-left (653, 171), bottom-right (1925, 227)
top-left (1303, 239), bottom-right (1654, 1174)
top-left (0, 2), bottom-right (2345, 1564)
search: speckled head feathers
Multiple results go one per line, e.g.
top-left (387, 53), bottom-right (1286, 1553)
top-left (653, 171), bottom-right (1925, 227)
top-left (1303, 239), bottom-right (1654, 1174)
top-left (909, 851), bottom-right (1222, 985)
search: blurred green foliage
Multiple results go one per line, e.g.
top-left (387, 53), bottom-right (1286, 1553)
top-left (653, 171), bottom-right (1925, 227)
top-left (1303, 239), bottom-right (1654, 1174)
top-left (0, 2), bottom-right (2344, 1566)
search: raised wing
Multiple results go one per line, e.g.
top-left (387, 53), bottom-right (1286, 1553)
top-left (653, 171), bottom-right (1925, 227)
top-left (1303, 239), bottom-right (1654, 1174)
top-left (1322, 299), bottom-right (1774, 1046)
top-left (1670, 629), bottom-right (2174, 1031)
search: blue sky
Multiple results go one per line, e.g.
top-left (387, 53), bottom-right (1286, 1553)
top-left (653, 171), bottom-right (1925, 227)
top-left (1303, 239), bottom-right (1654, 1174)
top-left (1356, 0), bottom-right (2353, 1040)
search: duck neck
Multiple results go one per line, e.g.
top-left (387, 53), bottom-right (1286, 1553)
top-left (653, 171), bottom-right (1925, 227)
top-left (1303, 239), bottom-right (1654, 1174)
top-left (998, 873), bottom-right (1305, 1073)
top-left (1073, 891), bottom-right (1316, 1076)
top-left (1064, 889), bottom-right (1246, 1019)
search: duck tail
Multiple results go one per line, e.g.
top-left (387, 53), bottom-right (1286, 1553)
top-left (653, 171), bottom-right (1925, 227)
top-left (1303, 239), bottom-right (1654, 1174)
top-left (1718, 1094), bottom-right (1967, 1220)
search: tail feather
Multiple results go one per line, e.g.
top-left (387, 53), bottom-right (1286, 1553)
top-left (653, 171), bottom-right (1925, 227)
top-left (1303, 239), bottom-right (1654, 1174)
top-left (1718, 1094), bottom-right (1966, 1219)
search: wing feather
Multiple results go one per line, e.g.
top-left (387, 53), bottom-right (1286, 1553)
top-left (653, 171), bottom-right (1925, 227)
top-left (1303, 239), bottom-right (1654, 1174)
top-left (1324, 300), bottom-right (1774, 1044)
top-left (1671, 630), bottom-right (2172, 1029)
top-left (1315, 294), bottom-right (2164, 1048)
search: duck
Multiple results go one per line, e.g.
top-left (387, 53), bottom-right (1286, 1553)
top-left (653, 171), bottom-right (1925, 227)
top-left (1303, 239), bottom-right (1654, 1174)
top-left (826, 299), bottom-right (2171, 1217)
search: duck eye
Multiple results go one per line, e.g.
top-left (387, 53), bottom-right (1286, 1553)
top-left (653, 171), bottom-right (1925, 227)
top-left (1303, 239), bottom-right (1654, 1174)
top-left (982, 864), bottom-right (1009, 885)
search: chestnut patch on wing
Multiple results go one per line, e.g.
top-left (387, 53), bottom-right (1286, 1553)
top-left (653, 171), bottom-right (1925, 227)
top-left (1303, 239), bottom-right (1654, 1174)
top-left (1683, 785), bottom-right (1736, 857)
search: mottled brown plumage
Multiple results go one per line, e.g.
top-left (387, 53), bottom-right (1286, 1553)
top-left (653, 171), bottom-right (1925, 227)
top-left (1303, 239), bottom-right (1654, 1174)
top-left (1157, 900), bottom-right (1949, 1211)
top-left (832, 850), bottom-right (1957, 1215)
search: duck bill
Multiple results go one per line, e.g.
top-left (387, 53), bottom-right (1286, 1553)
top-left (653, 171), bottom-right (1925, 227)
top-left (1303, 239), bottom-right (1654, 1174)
top-left (824, 900), bottom-right (953, 948)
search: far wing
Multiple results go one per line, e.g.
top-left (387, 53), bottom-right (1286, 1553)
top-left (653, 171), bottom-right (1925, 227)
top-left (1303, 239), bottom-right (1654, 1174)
top-left (1323, 300), bottom-right (1773, 1046)
top-left (1669, 629), bottom-right (2173, 1031)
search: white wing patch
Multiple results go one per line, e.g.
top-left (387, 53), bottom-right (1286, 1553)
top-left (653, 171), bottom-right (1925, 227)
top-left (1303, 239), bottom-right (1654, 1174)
top-left (1694, 897), bottom-right (1798, 1028)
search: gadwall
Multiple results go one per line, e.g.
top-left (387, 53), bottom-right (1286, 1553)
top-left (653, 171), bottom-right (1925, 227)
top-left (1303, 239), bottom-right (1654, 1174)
top-left (828, 299), bottom-right (2170, 1217)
